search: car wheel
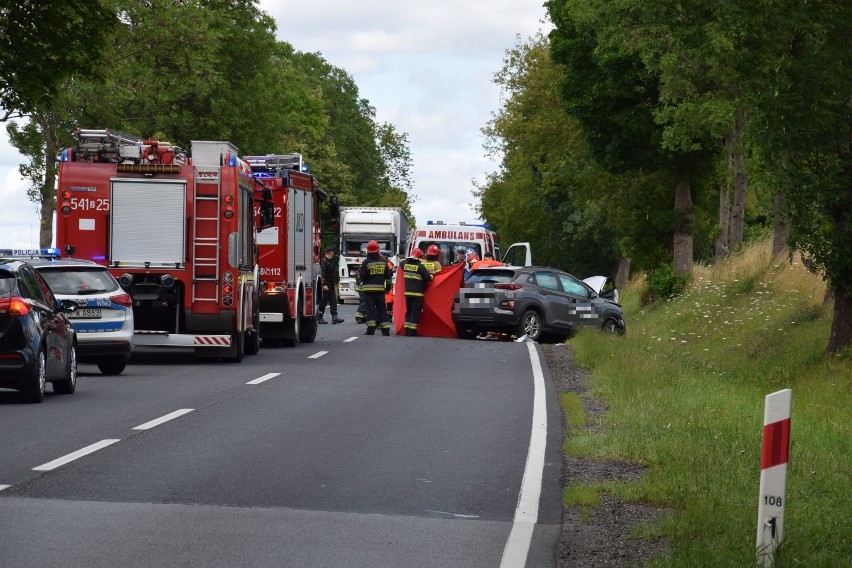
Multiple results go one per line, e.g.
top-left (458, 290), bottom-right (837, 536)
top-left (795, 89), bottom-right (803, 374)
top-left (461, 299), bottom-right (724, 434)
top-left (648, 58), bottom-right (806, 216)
top-left (455, 323), bottom-right (477, 340)
top-left (603, 318), bottom-right (626, 335)
top-left (53, 343), bottom-right (77, 394)
top-left (97, 357), bottom-right (128, 376)
top-left (22, 348), bottom-right (47, 403)
top-left (517, 309), bottom-right (543, 342)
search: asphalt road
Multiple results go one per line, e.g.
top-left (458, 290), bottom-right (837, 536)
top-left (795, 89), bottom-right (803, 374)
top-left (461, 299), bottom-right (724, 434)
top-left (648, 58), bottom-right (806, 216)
top-left (0, 303), bottom-right (563, 567)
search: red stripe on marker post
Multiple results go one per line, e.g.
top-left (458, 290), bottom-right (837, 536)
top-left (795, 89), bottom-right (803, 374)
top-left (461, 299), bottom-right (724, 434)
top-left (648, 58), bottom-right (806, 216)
top-left (761, 418), bottom-right (791, 469)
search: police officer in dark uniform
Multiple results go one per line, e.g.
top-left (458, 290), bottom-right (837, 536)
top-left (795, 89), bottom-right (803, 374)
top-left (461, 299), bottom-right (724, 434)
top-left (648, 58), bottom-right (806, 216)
top-left (401, 248), bottom-right (432, 336)
top-left (356, 240), bottom-right (392, 335)
top-left (318, 247), bottom-right (343, 324)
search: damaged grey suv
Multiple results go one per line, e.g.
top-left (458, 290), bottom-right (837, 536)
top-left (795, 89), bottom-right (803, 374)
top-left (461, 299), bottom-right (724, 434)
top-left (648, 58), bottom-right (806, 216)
top-left (452, 266), bottom-right (626, 342)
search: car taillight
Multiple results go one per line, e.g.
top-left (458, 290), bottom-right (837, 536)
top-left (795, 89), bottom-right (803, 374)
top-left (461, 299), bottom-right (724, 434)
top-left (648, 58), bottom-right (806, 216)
top-left (109, 293), bottom-right (133, 307)
top-left (495, 283), bottom-right (523, 290)
top-left (0, 297), bottom-right (31, 316)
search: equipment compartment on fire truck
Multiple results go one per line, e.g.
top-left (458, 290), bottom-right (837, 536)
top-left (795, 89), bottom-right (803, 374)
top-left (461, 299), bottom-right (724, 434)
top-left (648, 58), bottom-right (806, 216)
top-left (56, 128), bottom-right (273, 361)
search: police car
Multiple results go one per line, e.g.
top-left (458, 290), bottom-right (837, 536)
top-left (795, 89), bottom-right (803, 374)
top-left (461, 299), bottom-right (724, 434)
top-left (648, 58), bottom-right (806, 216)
top-left (2, 250), bottom-right (134, 375)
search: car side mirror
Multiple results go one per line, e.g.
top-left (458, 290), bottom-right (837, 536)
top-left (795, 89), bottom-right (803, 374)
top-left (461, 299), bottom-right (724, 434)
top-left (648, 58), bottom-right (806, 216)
top-left (59, 299), bottom-right (78, 313)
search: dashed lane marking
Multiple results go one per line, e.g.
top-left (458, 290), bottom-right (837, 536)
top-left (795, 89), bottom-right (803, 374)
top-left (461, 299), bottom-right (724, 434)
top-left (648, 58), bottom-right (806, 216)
top-left (132, 409), bottom-right (194, 430)
top-left (0, 485), bottom-right (10, 491)
top-left (32, 439), bottom-right (121, 472)
top-left (308, 351), bottom-right (328, 359)
top-left (246, 372), bottom-right (281, 385)
top-left (343, 337), bottom-right (359, 343)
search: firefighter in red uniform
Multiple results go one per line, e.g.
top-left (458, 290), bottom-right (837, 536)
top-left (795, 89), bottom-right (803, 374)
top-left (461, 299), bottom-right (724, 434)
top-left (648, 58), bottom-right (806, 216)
top-left (401, 248), bottom-right (433, 336)
top-left (357, 240), bottom-right (392, 336)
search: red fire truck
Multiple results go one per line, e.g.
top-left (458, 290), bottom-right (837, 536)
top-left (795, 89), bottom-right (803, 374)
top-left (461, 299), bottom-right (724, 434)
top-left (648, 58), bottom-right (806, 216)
top-left (245, 154), bottom-right (324, 346)
top-left (56, 128), bottom-right (274, 361)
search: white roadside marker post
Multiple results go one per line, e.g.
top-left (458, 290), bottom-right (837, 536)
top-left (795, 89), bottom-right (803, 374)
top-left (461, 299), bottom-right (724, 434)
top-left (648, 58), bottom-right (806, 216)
top-left (756, 388), bottom-right (792, 568)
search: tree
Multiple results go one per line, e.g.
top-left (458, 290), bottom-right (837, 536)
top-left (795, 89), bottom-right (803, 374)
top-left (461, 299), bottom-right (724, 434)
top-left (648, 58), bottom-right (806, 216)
top-left (477, 33), bottom-right (626, 276)
top-left (751, 0), bottom-right (852, 353)
top-left (0, 1), bottom-right (118, 118)
top-left (375, 122), bottom-right (416, 221)
top-left (546, 1), bottom-right (716, 276)
top-left (6, 116), bottom-right (74, 247)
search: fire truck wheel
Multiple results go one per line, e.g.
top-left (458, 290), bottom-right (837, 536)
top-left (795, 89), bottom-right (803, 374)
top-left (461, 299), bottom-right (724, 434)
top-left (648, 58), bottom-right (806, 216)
top-left (97, 357), bottom-right (128, 376)
top-left (245, 329), bottom-right (260, 355)
top-left (227, 332), bottom-right (244, 362)
top-left (299, 304), bottom-right (318, 343)
top-left (282, 295), bottom-right (302, 347)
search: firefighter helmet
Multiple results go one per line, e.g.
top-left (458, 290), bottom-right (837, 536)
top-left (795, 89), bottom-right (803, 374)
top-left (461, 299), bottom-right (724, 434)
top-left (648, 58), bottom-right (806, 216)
top-left (411, 248), bottom-right (424, 259)
top-left (426, 244), bottom-right (440, 257)
top-left (367, 240), bottom-right (380, 253)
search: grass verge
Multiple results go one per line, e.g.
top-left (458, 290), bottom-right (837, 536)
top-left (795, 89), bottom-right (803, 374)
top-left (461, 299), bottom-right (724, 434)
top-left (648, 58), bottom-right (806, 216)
top-left (568, 238), bottom-right (851, 567)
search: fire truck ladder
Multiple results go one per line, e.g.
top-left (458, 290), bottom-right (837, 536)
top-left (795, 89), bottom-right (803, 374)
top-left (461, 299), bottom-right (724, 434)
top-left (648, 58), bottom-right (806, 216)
top-left (191, 171), bottom-right (221, 304)
top-left (74, 128), bottom-right (142, 153)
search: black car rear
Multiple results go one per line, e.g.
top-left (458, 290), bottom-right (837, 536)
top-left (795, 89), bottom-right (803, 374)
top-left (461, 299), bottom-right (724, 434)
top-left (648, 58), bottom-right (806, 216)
top-left (0, 259), bottom-right (78, 402)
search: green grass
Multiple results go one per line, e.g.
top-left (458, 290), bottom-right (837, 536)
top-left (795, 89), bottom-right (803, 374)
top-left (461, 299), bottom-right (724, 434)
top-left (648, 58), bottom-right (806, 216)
top-left (564, 238), bottom-right (852, 567)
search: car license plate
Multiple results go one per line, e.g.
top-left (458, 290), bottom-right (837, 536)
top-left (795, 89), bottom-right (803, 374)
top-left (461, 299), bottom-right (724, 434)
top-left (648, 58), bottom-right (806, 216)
top-left (71, 308), bottom-right (101, 319)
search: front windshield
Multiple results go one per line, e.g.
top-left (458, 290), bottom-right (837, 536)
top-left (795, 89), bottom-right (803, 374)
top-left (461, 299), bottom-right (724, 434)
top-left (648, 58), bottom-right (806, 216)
top-left (343, 239), bottom-right (391, 256)
top-left (416, 241), bottom-right (482, 263)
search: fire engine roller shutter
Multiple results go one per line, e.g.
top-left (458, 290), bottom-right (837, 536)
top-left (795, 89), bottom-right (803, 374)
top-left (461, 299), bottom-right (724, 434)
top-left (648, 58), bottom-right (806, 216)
top-left (111, 179), bottom-right (187, 267)
top-left (289, 186), bottom-right (310, 277)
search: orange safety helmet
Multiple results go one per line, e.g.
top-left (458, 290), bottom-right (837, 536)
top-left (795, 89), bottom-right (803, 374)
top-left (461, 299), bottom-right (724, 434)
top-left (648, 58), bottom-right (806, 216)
top-left (366, 240), bottom-right (380, 253)
top-left (426, 244), bottom-right (440, 257)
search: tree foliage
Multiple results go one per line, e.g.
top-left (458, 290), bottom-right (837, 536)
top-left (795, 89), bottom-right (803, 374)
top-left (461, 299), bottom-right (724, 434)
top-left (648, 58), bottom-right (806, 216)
top-left (0, 0), bottom-right (118, 118)
top-left (515, 0), bottom-right (851, 352)
top-left (5, 0), bottom-right (413, 253)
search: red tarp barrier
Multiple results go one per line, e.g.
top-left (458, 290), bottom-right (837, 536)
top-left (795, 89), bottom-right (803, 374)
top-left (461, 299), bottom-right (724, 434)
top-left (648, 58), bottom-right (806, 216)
top-left (393, 262), bottom-right (465, 337)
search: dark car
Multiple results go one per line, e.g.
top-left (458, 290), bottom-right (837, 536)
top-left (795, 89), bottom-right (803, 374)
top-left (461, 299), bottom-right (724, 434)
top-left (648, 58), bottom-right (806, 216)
top-left (0, 258), bottom-right (78, 402)
top-left (452, 266), bottom-right (626, 342)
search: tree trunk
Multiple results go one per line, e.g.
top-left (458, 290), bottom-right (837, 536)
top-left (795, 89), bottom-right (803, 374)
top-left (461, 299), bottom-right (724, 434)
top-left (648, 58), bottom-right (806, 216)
top-left (38, 119), bottom-right (61, 248)
top-left (673, 179), bottom-right (693, 276)
top-left (715, 178), bottom-right (730, 261)
top-left (615, 257), bottom-right (631, 290)
top-left (729, 108), bottom-right (748, 249)
top-left (825, 286), bottom-right (851, 354)
top-left (772, 189), bottom-right (791, 258)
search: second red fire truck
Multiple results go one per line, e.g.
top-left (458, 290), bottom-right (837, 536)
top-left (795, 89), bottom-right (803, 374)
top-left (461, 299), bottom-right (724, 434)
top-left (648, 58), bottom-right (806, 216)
top-left (56, 128), bottom-right (274, 361)
top-left (245, 153), bottom-right (325, 346)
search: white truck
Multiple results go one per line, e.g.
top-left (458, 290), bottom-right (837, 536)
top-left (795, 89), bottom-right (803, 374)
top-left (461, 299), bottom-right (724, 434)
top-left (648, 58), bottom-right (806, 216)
top-left (337, 207), bottom-right (409, 303)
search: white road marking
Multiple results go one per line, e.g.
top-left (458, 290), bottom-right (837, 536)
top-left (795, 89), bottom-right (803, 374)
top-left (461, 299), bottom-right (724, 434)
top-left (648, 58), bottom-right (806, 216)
top-left (343, 337), bottom-right (358, 343)
top-left (424, 509), bottom-right (480, 519)
top-left (132, 409), bottom-right (194, 430)
top-left (246, 372), bottom-right (281, 385)
top-left (32, 439), bottom-right (121, 472)
top-left (308, 351), bottom-right (328, 359)
top-left (500, 341), bottom-right (548, 568)
top-left (0, 485), bottom-right (10, 491)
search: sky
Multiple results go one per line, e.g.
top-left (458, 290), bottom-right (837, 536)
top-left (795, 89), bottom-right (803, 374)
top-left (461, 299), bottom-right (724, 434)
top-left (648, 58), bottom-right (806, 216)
top-left (0, 1), bottom-right (551, 249)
